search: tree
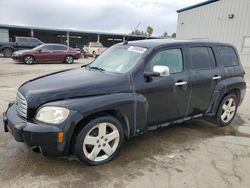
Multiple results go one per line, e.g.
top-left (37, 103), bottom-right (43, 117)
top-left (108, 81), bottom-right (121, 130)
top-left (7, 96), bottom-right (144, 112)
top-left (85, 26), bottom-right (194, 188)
top-left (131, 29), bottom-right (147, 36)
top-left (146, 26), bottom-right (154, 36)
top-left (161, 32), bottom-right (168, 38)
top-left (171, 33), bottom-right (176, 38)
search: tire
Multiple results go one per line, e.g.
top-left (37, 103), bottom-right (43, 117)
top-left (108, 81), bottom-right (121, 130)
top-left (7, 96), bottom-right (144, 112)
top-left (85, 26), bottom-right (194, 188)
top-left (3, 48), bottom-right (14, 58)
top-left (65, 55), bottom-right (74, 64)
top-left (74, 115), bottom-right (124, 165)
top-left (92, 51), bottom-right (96, 58)
top-left (23, 55), bottom-right (34, 64)
top-left (215, 94), bottom-right (238, 127)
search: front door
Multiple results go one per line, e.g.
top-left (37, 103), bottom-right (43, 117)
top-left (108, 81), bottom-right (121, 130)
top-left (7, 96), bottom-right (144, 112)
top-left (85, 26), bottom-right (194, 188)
top-left (34, 45), bottom-right (54, 62)
top-left (135, 47), bottom-right (191, 126)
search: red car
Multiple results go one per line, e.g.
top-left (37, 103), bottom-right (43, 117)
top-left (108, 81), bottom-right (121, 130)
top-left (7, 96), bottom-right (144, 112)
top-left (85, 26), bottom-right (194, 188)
top-left (12, 44), bottom-right (81, 64)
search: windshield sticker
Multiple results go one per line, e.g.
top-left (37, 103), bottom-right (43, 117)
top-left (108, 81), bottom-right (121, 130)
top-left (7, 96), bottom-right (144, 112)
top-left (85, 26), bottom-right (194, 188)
top-left (128, 46), bottom-right (147, 54)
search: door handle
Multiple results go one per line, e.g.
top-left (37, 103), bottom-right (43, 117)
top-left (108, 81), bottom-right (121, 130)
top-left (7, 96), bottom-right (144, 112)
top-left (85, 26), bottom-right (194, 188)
top-left (212, 75), bottom-right (221, 80)
top-left (175, 81), bottom-right (187, 86)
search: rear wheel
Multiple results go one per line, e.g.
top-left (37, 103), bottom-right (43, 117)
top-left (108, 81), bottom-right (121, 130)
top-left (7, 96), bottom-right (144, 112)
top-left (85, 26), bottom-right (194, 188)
top-left (65, 55), bottom-right (74, 64)
top-left (215, 94), bottom-right (238, 127)
top-left (23, 55), bottom-right (34, 64)
top-left (74, 115), bottom-right (124, 165)
top-left (3, 48), bottom-right (13, 57)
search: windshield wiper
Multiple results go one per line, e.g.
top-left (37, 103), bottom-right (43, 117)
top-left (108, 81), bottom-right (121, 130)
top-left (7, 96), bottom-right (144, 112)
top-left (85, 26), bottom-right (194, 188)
top-left (89, 66), bottom-right (106, 72)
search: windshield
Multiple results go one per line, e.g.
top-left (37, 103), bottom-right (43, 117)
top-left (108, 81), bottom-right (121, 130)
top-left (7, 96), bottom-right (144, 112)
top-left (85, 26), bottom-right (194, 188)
top-left (89, 45), bottom-right (147, 73)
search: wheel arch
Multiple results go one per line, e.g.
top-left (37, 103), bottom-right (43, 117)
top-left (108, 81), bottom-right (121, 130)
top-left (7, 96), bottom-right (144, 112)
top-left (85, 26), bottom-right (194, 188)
top-left (208, 77), bottom-right (246, 115)
top-left (23, 54), bottom-right (36, 62)
top-left (69, 109), bottom-right (130, 153)
top-left (1, 45), bottom-right (15, 52)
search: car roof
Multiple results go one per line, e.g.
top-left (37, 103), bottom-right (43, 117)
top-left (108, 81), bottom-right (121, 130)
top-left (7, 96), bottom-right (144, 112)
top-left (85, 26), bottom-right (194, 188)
top-left (123, 39), bottom-right (233, 49)
top-left (42, 43), bottom-right (68, 47)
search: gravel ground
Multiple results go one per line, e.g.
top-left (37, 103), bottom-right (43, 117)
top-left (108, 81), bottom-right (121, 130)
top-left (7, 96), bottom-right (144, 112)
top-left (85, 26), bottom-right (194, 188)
top-left (1, 57), bottom-right (250, 188)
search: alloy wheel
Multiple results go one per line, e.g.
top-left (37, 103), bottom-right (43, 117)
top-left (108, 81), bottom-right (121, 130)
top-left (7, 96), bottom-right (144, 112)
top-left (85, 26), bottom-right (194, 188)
top-left (83, 122), bottom-right (120, 162)
top-left (66, 56), bottom-right (73, 63)
top-left (220, 97), bottom-right (236, 123)
top-left (24, 56), bottom-right (34, 64)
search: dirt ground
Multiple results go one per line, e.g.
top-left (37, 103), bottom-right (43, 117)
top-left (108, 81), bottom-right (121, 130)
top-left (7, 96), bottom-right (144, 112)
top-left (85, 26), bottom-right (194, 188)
top-left (1, 57), bottom-right (250, 188)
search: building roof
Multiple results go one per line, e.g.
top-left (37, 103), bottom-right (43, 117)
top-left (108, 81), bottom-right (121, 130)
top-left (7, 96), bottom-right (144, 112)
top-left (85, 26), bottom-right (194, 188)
top-left (176, 0), bottom-right (219, 13)
top-left (0, 23), bottom-right (157, 39)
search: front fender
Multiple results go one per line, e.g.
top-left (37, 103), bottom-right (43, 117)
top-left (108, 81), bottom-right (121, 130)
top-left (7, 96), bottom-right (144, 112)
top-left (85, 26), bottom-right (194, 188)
top-left (45, 93), bottom-right (136, 137)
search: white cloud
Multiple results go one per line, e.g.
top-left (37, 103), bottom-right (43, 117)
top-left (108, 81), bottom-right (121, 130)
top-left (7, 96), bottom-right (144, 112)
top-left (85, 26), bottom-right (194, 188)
top-left (0, 0), bottom-right (204, 36)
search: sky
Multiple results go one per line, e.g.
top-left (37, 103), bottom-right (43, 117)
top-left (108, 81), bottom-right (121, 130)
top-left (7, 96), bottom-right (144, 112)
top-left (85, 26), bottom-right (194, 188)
top-left (0, 0), bottom-right (204, 36)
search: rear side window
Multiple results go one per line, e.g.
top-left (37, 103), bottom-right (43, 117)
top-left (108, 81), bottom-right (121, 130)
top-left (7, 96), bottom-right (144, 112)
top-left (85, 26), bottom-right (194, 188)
top-left (218, 46), bottom-right (239, 67)
top-left (52, 45), bottom-right (67, 51)
top-left (190, 47), bottom-right (215, 70)
top-left (150, 49), bottom-right (183, 74)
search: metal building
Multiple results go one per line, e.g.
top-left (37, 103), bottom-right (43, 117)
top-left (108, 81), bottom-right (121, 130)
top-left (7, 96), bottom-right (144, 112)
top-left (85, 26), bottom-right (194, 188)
top-left (176, 0), bottom-right (250, 67)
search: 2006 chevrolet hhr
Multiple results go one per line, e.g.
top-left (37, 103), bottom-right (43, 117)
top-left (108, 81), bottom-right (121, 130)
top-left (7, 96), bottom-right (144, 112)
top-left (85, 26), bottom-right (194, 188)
top-left (3, 40), bottom-right (246, 165)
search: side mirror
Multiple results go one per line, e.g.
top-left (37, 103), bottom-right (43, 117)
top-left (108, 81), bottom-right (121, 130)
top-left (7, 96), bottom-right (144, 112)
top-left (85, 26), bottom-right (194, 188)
top-left (144, 65), bottom-right (169, 82)
top-left (153, 65), bottom-right (170, 77)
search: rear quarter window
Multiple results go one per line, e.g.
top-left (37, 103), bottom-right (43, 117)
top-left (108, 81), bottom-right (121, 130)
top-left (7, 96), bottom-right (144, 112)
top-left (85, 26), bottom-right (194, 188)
top-left (218, 46), bottom-right (239, 67)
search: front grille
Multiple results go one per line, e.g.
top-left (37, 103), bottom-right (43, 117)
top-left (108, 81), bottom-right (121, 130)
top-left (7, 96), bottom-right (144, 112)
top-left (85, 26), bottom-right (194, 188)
top-left (16, 91), bottom-right (27, 119)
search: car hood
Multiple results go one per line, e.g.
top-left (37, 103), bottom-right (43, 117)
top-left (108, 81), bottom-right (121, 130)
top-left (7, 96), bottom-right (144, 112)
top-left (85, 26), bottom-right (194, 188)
top-left (18, 67), bottom-right (131, 114)
top-left (14, 49), bottom-right (32, 54)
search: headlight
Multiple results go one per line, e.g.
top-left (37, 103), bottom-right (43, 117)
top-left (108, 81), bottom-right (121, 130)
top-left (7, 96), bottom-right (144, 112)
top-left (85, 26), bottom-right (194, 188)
top-left (35, 106), bottom-right (70, 124)
top-left (16, 51), bottom-right (23, 55)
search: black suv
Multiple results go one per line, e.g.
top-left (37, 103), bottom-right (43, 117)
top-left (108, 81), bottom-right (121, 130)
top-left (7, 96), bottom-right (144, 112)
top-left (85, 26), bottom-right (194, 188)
top-left (3, 40), bottom-right (246, 165)
top-left (0, 36), bottom-right (43, 57)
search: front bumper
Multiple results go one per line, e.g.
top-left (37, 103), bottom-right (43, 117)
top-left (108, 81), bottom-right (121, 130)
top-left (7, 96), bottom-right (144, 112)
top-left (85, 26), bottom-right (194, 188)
top-left (3, 103), bottom-right (83, 156)
top-left (12, 55), bottom-right (23, 62)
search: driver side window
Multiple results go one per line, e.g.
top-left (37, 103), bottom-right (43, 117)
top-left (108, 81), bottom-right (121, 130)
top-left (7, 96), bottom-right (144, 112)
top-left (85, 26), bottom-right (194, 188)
top-left (150, 49), bottom-right (183, 74)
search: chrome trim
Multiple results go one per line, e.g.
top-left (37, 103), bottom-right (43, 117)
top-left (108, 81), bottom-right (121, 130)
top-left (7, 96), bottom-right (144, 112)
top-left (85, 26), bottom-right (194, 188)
top-left (175, 81), bottom-right (187, 86)
top-left (16, 91), bottom-right (27, 119)
top-left (212, 75), bottom-right (221, 80)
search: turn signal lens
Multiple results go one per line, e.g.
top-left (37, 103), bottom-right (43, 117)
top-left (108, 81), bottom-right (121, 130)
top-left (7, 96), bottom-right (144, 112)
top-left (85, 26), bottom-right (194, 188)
top-left (58, 132), bottom-right (64, 143)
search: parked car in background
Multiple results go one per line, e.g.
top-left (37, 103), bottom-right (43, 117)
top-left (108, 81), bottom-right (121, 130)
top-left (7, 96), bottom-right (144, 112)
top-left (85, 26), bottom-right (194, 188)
top-left (3, 40), bottom-right (245, 165)
top-left (83, 42), bottom-right (107, 58)
top-left (0, 36), bottom-right (43, 57)
top-left (12, 44), bottom-right (81, 64)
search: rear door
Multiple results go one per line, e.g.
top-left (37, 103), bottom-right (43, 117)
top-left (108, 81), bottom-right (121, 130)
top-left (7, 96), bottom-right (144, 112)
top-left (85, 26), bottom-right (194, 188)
top-left (187, 45), bottom-right (221, 115)
top-left (50, 45), bottom-right (68, 61)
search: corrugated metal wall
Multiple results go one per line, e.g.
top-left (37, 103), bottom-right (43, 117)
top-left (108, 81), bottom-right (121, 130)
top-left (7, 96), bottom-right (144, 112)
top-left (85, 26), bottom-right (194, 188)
top-left (0, 29), bottom-right (9, 43)
top-left (176, 0), bottom-right (250, 67)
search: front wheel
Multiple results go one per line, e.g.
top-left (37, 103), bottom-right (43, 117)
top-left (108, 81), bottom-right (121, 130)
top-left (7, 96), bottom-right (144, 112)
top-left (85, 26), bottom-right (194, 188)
top-left (74, 116), bottom-right (124, 165)
top-left (23, 55), bottom-right (34, 64)
top-left (215, 94), bottom-right (238, 127)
